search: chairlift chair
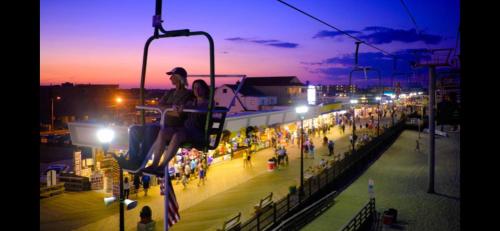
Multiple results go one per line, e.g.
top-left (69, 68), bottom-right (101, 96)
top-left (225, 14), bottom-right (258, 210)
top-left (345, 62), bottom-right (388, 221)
top-left (348, 42), bottom-right (384, 145)
top-left (107, 1), bottom-right (245, 230)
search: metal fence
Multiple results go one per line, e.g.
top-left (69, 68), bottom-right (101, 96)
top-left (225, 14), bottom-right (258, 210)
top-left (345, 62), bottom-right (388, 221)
top-left (220, 120), bottom-right (406, 231)
top-left (340, 198), bottom-right (377, 231)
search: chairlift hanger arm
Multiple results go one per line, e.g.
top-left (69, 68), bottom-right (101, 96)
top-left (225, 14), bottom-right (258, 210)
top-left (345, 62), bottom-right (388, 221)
top-left (138, 30), bottom-right (215, 125)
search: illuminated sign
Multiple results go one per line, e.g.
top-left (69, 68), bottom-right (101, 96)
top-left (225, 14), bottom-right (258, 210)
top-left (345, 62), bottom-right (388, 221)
top-left (307, 85), bottom-right (316, 105)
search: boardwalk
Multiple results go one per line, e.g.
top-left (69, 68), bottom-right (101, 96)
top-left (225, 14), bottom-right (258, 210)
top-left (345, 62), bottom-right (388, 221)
top-left (40, 117), bottom-right (395, 231)
top-left (303, 129), bottom-right (460, 231)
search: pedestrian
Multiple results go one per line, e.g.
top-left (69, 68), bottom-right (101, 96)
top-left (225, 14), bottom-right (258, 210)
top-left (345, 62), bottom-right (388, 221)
top-left (137, 206), bottom-right (156, 231)
top-left (197, 163), bottom-right (206, 186)
top-left (133, 173), bottom-right (141, 198)
top-left (247, 152), bottom-right (252, 167)
top-left (309, 141), bottom-right (315, 158)
top-left (182, 164), bottom-right (190, 188)
top-left (123, 177), bottom-right (130, 199)
top-left (242, 151), bottom-right (248, 168)
top-left (174, 161), bottom-right (181, 184)
top-left (190, 158), bottom-right (197, 179)
top-left (328, 140), bottom-right (334, 156)
top-left (141, 174), bottom-right (150, 196)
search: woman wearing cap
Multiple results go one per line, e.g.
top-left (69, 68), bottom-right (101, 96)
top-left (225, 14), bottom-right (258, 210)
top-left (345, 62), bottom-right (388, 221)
top-left (149, 67), bottom-right (194, 167)
top-left (146, 79), bottom-right (210, 174)
top-left (159, 67), bottom-right (193, 127)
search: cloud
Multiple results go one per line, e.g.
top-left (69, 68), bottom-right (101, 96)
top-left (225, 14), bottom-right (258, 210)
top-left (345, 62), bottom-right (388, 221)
top-left (225, 37), bottom-right (299, 49)
top-left (360, 26), bottom-right (442, 44)
top-left (313, 26), bottom-right (442, 45)
top-left (303, 48), bottom-right (433, 85)
top-left (324, 52), bottom-right (388, 66)
top-left (300, 61), bottom-right (323, 66)
top-left (313, 30), bottom-right (361, 39)
top-left (267, 42), bottom-right (298, 48)
top-left (253, 39), bottom-right (279, 44)
top-left (225, 37), bottom-right (245, 41)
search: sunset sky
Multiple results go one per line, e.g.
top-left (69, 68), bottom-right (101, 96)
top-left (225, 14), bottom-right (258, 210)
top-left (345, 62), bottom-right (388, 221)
top-left (41, 0), bottom-right (460, 89)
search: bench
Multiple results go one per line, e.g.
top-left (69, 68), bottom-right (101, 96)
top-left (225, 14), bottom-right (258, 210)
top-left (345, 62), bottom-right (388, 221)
top-left (254, 192), bottom-right (273, 214)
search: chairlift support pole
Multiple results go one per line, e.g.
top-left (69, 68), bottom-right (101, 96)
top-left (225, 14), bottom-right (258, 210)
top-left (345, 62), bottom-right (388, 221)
top-left (427, 66), bottom-right (436, 193)
top-left (414, 48), bottom-right (453, 194)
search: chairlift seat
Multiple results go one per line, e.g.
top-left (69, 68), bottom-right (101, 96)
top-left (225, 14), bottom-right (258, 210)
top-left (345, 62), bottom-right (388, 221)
top-left (116, 123), bottom-right (161, 173)
top-left (141, 106), bottom-right (228, 177)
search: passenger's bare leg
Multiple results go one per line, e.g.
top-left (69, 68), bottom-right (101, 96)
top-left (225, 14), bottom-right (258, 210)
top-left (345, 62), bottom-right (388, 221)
top-left (157, 131), bottom-right (187, 168)
top-left (151, 128), bottom-right (175, 167)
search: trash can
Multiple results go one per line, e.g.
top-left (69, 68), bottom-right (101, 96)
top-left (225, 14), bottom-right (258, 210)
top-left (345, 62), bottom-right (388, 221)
top-left (267, 160), bottom-right (276, 171)
top-left (382, 210), bottom-right (394, 225)
top-left (388, 208), bottom-right (398, 223)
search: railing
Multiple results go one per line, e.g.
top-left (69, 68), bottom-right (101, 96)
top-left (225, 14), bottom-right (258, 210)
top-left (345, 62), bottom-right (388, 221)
top-left (221, 119), bottom-right (406, 231)
top-left (340, 198), bottom-right (377, 231)
top-left (218, 212), bottom-right (242, 231)
top-left (271, 190), bottom-right (337, 231)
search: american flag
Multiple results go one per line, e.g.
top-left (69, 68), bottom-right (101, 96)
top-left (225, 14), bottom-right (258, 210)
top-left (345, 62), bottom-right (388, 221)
top-left (160, 176), bottom-right (180, 228)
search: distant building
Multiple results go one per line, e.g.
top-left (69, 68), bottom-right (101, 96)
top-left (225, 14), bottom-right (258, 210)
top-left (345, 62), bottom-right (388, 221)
top-left (436, 69), bottom-right (460, 104)
top-left (40, 83), bottom-right (132, 129)
top-left (214, 76), bottom-right (306, 113)
top-left (334, 84), bottom-right (356, 95)
top-left (215, 84), bottom-right (277, 113)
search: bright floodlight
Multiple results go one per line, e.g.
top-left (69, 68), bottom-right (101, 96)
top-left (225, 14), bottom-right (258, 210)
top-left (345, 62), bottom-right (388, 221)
top-left (104, 196), bottom-right (117, 206)
top-left (375, 97), bottom-right (382, 101)
top-left (295, 105), bottom-right (309, 114)
top-left (350, 99), bottom-right (358, 104)
top-left (124, 199), bottom-right (138, 210)
top-left (97, 128), bottom-right (115, 143)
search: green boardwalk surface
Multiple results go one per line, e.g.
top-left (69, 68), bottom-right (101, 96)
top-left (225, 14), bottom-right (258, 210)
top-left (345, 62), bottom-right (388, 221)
top-left (302, 129), bottom-right (460, 231)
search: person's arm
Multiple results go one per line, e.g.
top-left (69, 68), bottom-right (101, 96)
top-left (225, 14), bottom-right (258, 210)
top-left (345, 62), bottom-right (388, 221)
top-left (158, 90), bottom-right (172, 106)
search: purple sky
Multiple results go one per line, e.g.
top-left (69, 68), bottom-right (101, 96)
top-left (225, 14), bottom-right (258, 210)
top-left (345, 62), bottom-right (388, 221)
top-left (40, 0), bottom-right (460, 89)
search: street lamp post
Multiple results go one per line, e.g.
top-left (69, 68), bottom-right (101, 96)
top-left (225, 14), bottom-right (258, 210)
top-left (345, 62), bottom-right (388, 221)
top-left (295, 105), bottom-right (308, 199)
top-left (115, 97), bottom-right (123, 124)
top-left (97, 128), bottom-right (125, 231)
top-left (51, 96), bottom-right (61, 131)
top-left (350, 99), bottom-right (358, 151)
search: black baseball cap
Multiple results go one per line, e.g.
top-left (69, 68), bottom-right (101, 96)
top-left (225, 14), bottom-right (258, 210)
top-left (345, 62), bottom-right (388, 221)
top-left (166, 67), bottom-right (187, 78)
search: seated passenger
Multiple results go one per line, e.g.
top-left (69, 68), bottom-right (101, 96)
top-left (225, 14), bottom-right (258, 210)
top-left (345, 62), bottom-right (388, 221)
top-left (144, 79), bottom-right (210, 175)
top-left (116, 67), bottom-right (193, 171)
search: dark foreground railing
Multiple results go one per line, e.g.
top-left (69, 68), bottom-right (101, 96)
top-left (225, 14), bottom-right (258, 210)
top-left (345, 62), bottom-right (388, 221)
top-left (271, 190), bottom-right (337, 231)
top-left (340, 198), bottom-right (377, 231)
top-left (219, 120), bottom-right (406, 231)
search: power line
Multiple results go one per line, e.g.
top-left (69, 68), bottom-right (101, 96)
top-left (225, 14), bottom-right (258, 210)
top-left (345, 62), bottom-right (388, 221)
top-left (399, 0), bottom-right (420, 35)
top-left (276, 0), bottom-right (395, 58)
top-left (398, 0), bottom-right (431, 50)
top-left (453, 23), bottom-right (460, 57)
